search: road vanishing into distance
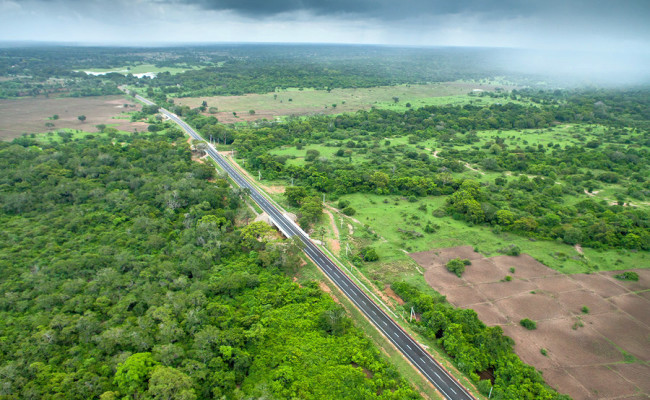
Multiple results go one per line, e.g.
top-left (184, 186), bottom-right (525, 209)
top-left (135, 93), bottom-right (475, 400)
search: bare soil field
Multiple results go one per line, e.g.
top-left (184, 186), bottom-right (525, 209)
top-left (410, 247), bottom-right (650, 400)
top-left (173, 82), bottom-right (507, 124)
top-left (0, 95), bottom-right (144, 140)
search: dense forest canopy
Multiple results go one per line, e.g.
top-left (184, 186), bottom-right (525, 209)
top-left (0, 135), bottom-right (420, 399)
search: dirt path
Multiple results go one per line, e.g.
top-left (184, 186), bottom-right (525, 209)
top-left (584, 189), bottom-right (600, 197)
top-left (574, 244), bottom-right (584, 254)
top-left (464, 162), bottom-right (485, 175)
top-left (324, 209), bottom-right (341, 254)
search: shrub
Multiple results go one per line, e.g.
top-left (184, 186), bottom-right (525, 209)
top-left (337, 199), bottom-right (350, 209)
top-left (360, 247), bottom-right (379, 261)
top-left (540, 348), bottom-right (548, 356)
top-left (342, 207), bottom-right (356, 216)
top-left (614, 271), bottom-right (639, 281)
top-left (507, 245), bottom-right (521, 256)
top-left (509, 267), bottom-right (515, 273)
top-left (520, 318), bottom-right (537, 330)
top-left (446, 258), bottom-right (469, 277)
top-left (504, 275), bottom-right (512, 282)
top-left (581, 306), bottom-right (589, 314)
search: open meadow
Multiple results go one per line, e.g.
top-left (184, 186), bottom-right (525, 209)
top-left (173, 82), bottom-right (515, 123)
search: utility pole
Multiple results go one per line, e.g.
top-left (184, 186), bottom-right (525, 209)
top-left (410, 307), bottom-right (416, 322)
top-left (346, 243), bottom-right (351, 257)
top-left (322, 193), bottom-right (325, 203)
top-left (488, 387), bottom-right (493, 399)
top-left (291, 177), bottom-right (294, 186)
top-left (258, 170), bottom-right (261, 180)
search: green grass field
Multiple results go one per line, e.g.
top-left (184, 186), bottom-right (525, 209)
top-left (336, 193), bottom-right (647, 277)
top-left (80, 63), bottom-right (198, 75)
top-left (173, 82), bottom-right (521, 119)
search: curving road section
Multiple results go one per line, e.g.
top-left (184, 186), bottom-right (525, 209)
top-left (134, 93), bottom-right (474, 400)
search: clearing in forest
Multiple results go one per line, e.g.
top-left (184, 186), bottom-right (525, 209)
top-left (0, 95), bottom-right (145, 140)
top-left (410, 246), bottom-right (650, 400)
top-left (173, 82), bottom-right (514, 123)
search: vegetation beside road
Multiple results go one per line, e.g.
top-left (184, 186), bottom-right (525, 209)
top-left (0, 134), bottom-right (422, 400)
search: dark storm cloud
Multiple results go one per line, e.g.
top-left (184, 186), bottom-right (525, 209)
top-left (173, 0), bottom-right (649, 25)
top-left (174, 0), bottom-right (536, 19)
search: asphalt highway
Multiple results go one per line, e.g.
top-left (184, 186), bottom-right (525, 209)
top-left (135, 94), bottom-right (474, 400)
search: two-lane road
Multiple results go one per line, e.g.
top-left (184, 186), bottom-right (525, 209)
top-left (135, 94), bottom-right (474, 400)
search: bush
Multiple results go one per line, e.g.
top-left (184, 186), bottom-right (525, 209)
top-left (432, 208), bottom-right (447, 218)
top-left (540, 348), bottom-right (548, 356)
top-left (360, 247), bottom-right (379, 261)
top-left (507, 245), bottom-right (521, 256)
top-left (581, 306), bottom-right (589, 314)
top-left (446, 258), bottom-right (469, 277)
top-left (520, 318), bottom-right (537, 330)
top-left (338, 199), bottom-right (350, 209)
top-left (614, 271), bottom-right (639, 281)
top-left (342, 207), bottom-right (356, 216)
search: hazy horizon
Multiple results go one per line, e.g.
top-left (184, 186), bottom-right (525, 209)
top-left (1, 0), bottom-right (649, 84)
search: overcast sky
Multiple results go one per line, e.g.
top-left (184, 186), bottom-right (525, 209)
top-left (1, 0), bottom-right (649, 53)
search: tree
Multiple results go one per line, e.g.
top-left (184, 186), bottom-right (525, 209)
top-left (446, 258), bottom-right (470, 277)
top-left (114, 352), bottom-right (159, 399)
top-left (305, 149), bottom-right (320, 162)
top-left (284, 186), bottom-right (308, 206)
top-left (147, 366), bottom-right (197, 400)
top-left (78, 115), bottom-right (86, 123)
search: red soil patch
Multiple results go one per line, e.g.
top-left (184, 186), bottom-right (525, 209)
top-left (585, 312), bottom-right (650, 360)
top-left (0, 95), bottom-right (143, 140)
top-left (534, 318), bottom-right (624, 366)
top-left (541, 369), bottom-right (592, 400)
top-left (532, 275), bottom-right (583, 294)
top-left (495, 292), bottom-right (570, 321)
top-left (442, 285), bottom-right (490, 307)
top-left (384, 286), bottom-right (405, 305)
top-left (459, 258), bottom-right (510, 283)
top-left (410, 247), bottom-right (650, 399)
top-left (490, 254), bottom-right (559, 279)
top-left (555, 290), bottom-right (616, 315)
top-left (577, 274), bottom-right (629, 298)
top-left (638, 290), bottom-right (650, 302)
top-left (423, 266), bottom-right (465, 290)
top-left (476, 279), bottom-right (537, 301)
top-left (566, 365), bottom-right (638, 399)
top-left (607, 293), bottom-right (650, 327)
top-left (468, 303), bottom-right (508, 325)
top-left (612, 363), bottom-right (650, 394)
